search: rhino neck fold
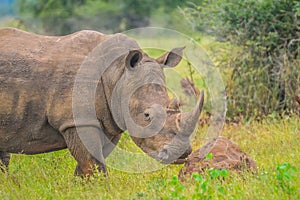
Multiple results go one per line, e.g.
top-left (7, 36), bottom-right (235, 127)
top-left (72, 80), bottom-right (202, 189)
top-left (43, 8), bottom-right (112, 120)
top-left (96, 76), bottom-right (125, 134)
top-left (109, 74), bottom-right (127, 131)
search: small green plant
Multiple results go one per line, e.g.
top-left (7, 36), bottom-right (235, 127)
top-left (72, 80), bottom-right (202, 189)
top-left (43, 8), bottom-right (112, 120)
top-left (165, 154), bottom-right (230, 200)
top-left (206, 153), bottom-right (213, 167)
top-left (208, 168), bottom-right (229, 180)
top-left (192, 173), bottom-right (211, 200)
top-left (166, 176), bottom-right (186, 200)
top-left (191, 168), bottom-right (229, 200)
top-left (205, 153), bottom-right (213, 160)
top-left (275, 162), bottom-right (298, 196)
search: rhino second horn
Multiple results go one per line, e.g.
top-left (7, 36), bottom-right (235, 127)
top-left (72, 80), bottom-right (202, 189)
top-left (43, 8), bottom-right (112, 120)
top-left (179, 91), bottom-right (204, 137)
top-left (168, 98), bottom-right (180, 110)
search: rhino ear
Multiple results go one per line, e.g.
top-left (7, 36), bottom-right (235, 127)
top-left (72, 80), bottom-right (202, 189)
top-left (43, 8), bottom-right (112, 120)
top-left (156, 47), bottom-right (185, 68)
top-left (126, 50), bottom-right (143, 69)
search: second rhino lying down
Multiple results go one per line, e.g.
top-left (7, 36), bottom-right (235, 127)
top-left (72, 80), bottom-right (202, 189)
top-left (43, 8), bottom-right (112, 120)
top-left (0, 28), bottom-right (204, 175)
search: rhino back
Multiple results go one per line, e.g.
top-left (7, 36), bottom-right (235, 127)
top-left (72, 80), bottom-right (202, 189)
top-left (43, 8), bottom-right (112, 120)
top-left (0, 28), bottom-right (107, 153)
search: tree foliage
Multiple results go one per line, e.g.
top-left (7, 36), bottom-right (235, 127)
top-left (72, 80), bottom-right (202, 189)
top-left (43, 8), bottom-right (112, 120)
top-left (17, 0), bottom-right (86, 34)
top-left (182, 0), bottom-right (300, 118)
top-left (16, 0), bottom-right (188, 35)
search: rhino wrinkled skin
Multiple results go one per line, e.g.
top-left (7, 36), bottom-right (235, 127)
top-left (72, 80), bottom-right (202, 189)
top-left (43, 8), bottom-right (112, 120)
top-left (0, 28), bottom-right (203, 175)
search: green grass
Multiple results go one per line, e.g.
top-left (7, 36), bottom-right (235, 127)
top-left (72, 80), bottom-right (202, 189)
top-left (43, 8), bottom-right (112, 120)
top-left (0, 116), bottom-right (299, 200)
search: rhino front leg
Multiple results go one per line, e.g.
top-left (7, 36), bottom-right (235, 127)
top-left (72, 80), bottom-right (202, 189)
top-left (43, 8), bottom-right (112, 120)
top-left (0, 152), bottom-right (10, 172)
top-left (103, 134), bottom-right (122, 158)
top-left (62, 127), bottom-right (107, 176)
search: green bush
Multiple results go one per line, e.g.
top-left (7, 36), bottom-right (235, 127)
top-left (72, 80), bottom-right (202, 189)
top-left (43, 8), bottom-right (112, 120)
top-left (182, 0), bottom-right (300, 118)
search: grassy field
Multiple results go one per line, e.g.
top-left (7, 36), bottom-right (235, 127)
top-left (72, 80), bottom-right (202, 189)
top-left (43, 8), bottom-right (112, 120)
top-left (0, 116), bottom-right (299, 200)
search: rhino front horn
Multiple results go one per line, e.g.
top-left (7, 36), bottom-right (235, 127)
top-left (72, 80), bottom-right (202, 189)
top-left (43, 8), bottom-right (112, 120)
top-left (179, 91), bottom-right (204, 137)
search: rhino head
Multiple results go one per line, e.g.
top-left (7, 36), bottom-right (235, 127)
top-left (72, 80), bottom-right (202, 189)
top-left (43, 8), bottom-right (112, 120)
top-left (110, 43), bottom-right (204, 164)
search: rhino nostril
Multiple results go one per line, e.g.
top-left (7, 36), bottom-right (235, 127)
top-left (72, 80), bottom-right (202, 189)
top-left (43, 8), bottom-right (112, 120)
top-left (144, 112), bottom-right (151, 121)
top-left (158, 149), bottom-right (169, 160)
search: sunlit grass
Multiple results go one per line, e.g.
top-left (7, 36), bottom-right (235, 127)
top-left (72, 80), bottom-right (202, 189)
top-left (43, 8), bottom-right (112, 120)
top-left (0, 116), bottom-right (299, 199)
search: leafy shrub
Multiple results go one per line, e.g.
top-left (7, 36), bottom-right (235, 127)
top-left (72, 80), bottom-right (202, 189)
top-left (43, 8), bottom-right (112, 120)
top-left (181, 0), bottom-right (300, 118)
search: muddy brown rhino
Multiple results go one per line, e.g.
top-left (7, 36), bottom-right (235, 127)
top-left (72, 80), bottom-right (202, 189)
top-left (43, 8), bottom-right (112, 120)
top-left (0, 28), bottom-right (204, 175)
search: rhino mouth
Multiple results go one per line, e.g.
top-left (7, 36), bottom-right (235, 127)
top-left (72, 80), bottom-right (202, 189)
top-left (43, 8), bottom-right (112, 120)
top-left (174, 152), bottom-right (192, 164)
top-left (151, 142), bottom-right (192, 165)
top-left (155, 153), bottom-right (190, 165)
top-left (172, 147), bottom-right (192, 164)
top-left (172, 158), bottom-right (188, 164)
